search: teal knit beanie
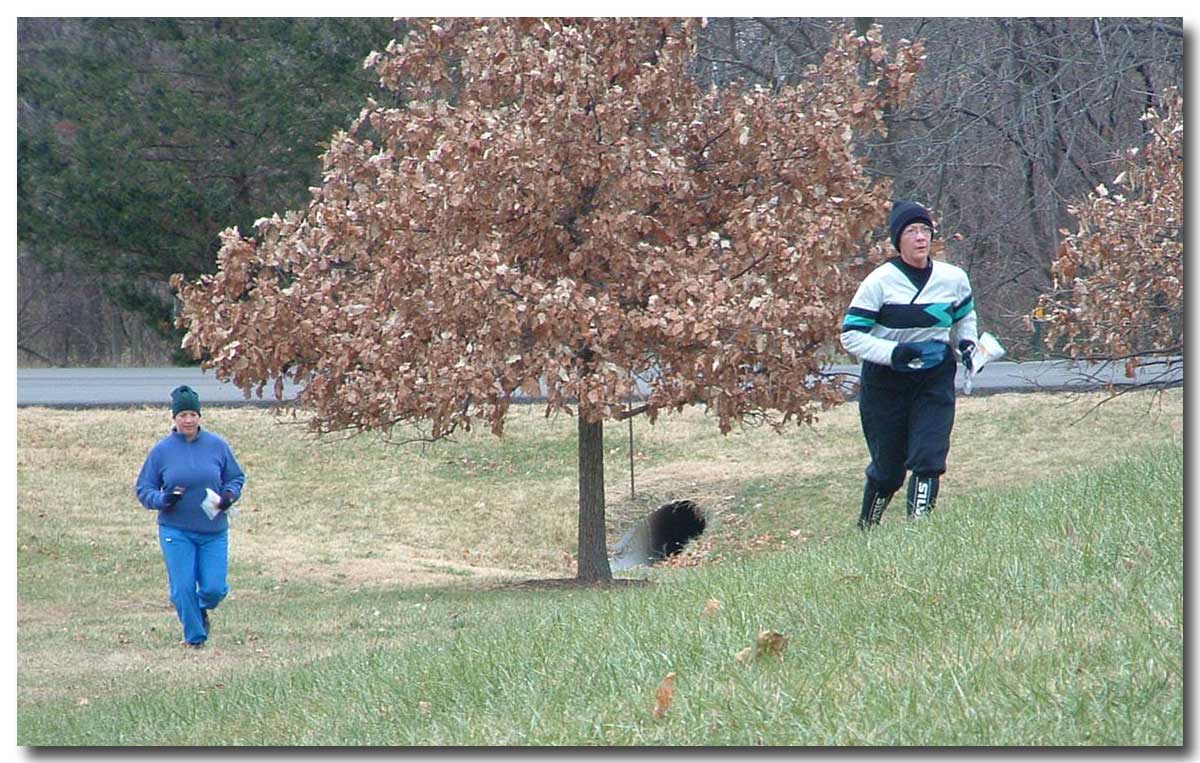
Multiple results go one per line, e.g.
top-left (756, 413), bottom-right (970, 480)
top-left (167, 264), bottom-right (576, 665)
top-left (171, 385), bottom-right (201, 417)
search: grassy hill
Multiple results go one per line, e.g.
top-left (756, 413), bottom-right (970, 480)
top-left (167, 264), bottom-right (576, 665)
top-left (16, 389), bottom-right (1183, 745)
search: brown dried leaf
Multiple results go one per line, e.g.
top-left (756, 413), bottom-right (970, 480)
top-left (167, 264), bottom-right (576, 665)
top-left (736, 630), bottom-right (788, 664)
top-left (520, 376), bottom-right (542, 398)
top-left (756, 629), bottom-right (788, 658)
top-left (652, 671), bottom-right (676, 720)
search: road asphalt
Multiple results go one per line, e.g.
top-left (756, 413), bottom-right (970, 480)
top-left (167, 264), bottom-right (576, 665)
top-left (16, 359), bottom-right (1182, 408)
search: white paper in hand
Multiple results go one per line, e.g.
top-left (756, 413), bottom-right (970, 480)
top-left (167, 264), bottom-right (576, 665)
top-left (200, 488), bottom-right (239, 523)
top-left (963, 332), bottom-right (1006, 395)
top-left (201, 488), bottom-right (221, 520)
top-left (973, 332), bottom-right (1006, 372)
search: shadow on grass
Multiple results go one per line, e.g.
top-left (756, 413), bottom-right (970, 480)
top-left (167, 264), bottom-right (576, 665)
top-left (488, 577), bottom-right (653, 592)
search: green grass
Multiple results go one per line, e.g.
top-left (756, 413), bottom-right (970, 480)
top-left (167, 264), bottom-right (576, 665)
top-left (18, 438), bottom-right (1182, 745)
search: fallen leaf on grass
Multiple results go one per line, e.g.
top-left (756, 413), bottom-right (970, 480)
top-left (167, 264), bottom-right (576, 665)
top-left (659, 539), bottom-right (716, 568)
top-left (702, 599), bottom-right (721, 616)
top-left (652, 672), bottom-right (676, 720)
top-left (757, 630), bottom-right (787, 657)
top-left (736, 630), bottom-right (788, 664)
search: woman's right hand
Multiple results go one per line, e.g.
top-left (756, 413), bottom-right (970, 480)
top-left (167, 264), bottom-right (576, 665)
top-left (163, 486), bottom-right (186, 507)
top-left (891, 342), bottom-right (922, 369)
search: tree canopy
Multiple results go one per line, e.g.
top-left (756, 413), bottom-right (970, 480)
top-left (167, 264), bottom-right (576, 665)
top-left (176, 19), bottom-right (922, 434)
top-left (1030, 88), bottom-right (1182, 383)
top-left (174, 18), bottom-right (923, 579)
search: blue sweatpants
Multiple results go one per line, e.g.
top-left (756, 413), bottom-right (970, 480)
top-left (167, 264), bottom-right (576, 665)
top-left (158, 525), bottom-right (229, 645)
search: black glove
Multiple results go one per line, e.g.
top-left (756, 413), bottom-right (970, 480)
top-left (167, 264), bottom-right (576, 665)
top-left (163, 486), bottom-right (185, 507)
top-left (217, 491), bottom-right (235, 511)
top-left (959, 339), bottom-right (977, 373)
top-left (891, 342), bottom-right (922, 369)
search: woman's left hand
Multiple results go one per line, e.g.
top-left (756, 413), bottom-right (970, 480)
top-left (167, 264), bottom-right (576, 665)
top-left (958, 339), bottom-right (977, 372)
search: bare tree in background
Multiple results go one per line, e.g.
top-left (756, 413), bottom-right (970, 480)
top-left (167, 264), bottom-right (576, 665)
top-left (691, 17), bottom-right (1183, 356)
top-left (1029, 89), bottom-right (1182, 391)
top-left (17, 250), bottom-right (174, 366)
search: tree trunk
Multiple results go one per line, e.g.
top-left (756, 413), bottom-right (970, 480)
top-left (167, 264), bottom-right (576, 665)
top-left (576, 413), bottom-right (613, 582)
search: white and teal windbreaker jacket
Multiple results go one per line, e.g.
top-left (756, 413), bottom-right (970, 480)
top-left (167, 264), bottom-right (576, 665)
top-left (840, 257), bottom-right (978, 368)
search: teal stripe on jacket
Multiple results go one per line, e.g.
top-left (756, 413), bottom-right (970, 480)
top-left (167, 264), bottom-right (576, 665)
top-left (952, 296), bottom-right (975, 321)
top-left (842, 314), bottom-right (876, 332)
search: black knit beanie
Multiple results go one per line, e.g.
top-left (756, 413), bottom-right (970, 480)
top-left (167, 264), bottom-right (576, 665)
top-left (889, 200), bottom-right (934, 251)
top-left (171, 385), bottom-right (201, 417)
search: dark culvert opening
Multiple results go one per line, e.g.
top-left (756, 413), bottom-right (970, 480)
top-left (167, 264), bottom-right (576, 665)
top-left (647, 500), bottom-right (707, 559)
top-left (610, 500), bottom-right (706, 570)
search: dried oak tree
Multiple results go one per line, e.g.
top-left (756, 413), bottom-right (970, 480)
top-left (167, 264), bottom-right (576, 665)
top-left (173, 19), bottom-right (924, 581)
top-left (1030, 88), bottom-right (1182, 387)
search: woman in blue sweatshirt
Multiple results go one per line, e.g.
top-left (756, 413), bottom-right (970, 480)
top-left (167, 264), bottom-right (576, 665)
top-left (136, 385), bottom-right (245, 648)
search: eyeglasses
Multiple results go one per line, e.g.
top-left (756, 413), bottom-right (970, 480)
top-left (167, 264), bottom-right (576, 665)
top-left (903, 224), bottom-right (934, 238)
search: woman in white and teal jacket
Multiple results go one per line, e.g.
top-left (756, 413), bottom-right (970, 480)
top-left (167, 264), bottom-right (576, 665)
top-left (840, 201), bottom-right (979, 529)
top-left (136, 385), bottom-right (245, 647)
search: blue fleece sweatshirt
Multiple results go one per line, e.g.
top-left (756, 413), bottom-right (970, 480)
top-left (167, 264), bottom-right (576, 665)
top-left (136, 428), bottom-right (246, 533)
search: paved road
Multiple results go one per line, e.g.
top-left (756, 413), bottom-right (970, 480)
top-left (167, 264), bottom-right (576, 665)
top-left (16, 359), bottom-right (1182, 408)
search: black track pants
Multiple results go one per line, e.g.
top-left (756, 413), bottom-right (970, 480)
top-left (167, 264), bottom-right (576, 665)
top-left (858, 356), bottom-right (956, 494)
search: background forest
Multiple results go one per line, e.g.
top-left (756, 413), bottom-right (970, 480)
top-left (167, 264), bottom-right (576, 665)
top-left (16, 17), bottom-right (1184, 366)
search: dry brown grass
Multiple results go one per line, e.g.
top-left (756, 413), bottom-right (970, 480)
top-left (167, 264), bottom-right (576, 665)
top-left (17, 389), bottom-right (1183, 587)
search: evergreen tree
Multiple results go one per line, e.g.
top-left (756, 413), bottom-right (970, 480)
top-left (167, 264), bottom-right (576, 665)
top-left (18, 18), bottom-right (402, 356)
